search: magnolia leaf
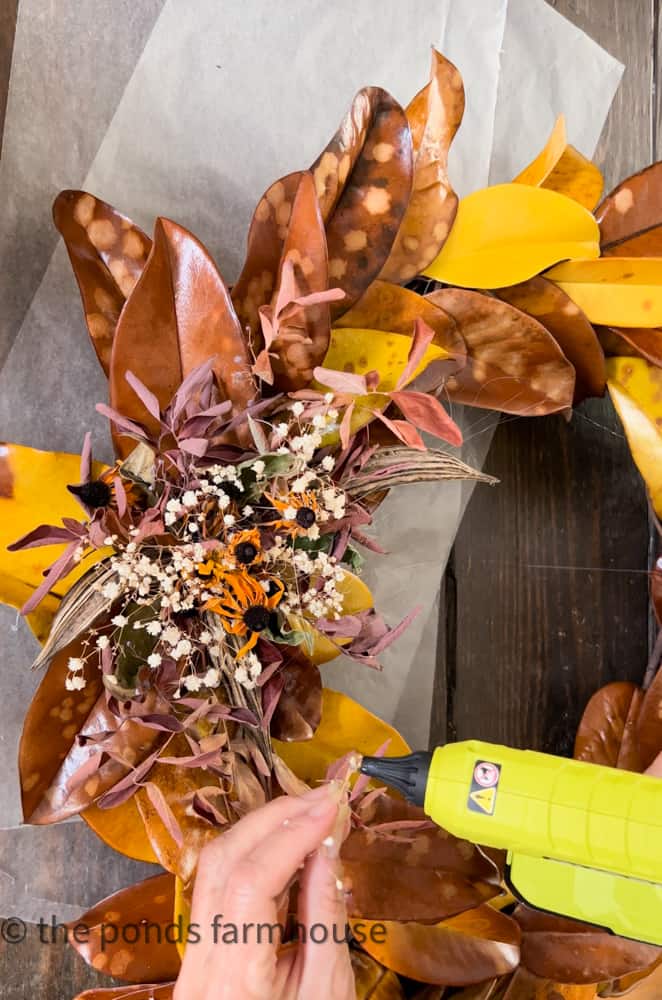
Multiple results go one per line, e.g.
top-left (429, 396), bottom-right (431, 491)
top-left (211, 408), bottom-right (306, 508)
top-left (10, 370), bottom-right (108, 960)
top-left (514, 905), bottom-right (659, 985)
top-left (634, 665), bottom-right (662, 771)
top-left (380, 49), bottom-right (464, 283)
top-left (275, 688), bottom-right (410, 786)
top-left (82, 796), bottom-right (159, 864)
top-left (110, 218), bottom-right (255, 455)
top-left (269, 649), bottom-right (322, 741)
top-left (495, 276), bottom-right (606, 402)
top-left (574, 681), bottom-right (643, 771)
top-left (599, 956), bottom-right (662, 998)
top-left (0, 443), bottom-right (105, 626)
top-left (596, 162), bottom-right (662, 250)
top-left (354, 905), bottom-right (520, 986)
top-left (287, 570), bottom-right (374, 665)
top-left (351, 949), bottom-right (406, 999)
top-left (342, 796), bottom-right (501, 922)
top-left (514, 115), bottom-right (603, 210)
top-left (547, 258), bottom-right (662, 328)
top-left (596, 326), bottom-right (662, 368)
top-left (53, 190), bottom-right (151, 374)
top-left (607, 357), bottom-right (662, 516)
top-left (68, 872), bottom-right (180, 984)
top-left (267, 173), bottom-right (332, 391)
top-left (74, 988), bottom-right (175, 1000)
top-left (427, 289), bottom-right (575, 415)
top-left (502, 969), bottom-right (597, 999)
top-left (423, 184), bottom-right (599, 288)
top-left (310, 86), bottom-right (413, 318)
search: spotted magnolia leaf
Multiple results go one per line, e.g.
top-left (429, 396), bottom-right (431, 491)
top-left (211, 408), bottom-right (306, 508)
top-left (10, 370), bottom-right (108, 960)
top-left (354, 905), bottom-right (520, 986)
top-left (267, 172), bottom-right (332, 391)
top-left (599, 957), bottom-right (662, 998)
top-left (596, 162), bottom-right (662, 251)
top-left (380, 49), bottom-right (464, 283)
top-left (596, 326), bottom-right (662, 368)
top-left (68, 872), bottom-right (180, 984)
top-left (514, 906), bottom-right (659, 985)
top-left (53, 191), bottom-right (152, 374)
top-left (502, 969), bottom-right (597, 999)
top-left (547, 258), bottom-right (662, 329)
top-left (20, 639), bottom-right (164, 823)
top-left (341, 795), bottom-right (501, 922)
top-left (269, 648), bottom-right (322, 741)
top-left (74, 988), bottom-right (175, 1000)
top-left (82, 796), bottom-right (158, 864)
top-left (607, 357), bottom-right (662, 516)
top-left (110, 218), bottom-right (255, 455)
top-left (495, 277), bottom-right (605, 402)
top-left (513, 114), bottom-right (603, 211)
top-left (311, 86), bottom-right (413, 318)
top-left (574, 681), bottom-right (643, 771)
top-left (426, 289), bottom-right (575, 415)
top-left (351, 949), bottom-right (406, 999)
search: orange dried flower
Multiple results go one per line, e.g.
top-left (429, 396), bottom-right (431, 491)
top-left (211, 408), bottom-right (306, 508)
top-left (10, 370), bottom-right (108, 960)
top-left (205, 571), bottom-right (284, 657)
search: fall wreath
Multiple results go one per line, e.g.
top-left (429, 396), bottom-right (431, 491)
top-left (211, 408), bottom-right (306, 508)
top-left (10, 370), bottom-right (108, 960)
top-left (3, 48), bottom-right (662, 1000)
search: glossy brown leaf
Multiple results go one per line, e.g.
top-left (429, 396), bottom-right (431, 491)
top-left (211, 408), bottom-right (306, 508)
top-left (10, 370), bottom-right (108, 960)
top-left (380, 49), bottom-right (464, 283)
top-left (355, 905), bottom-right (520, 986)
top-left (503, 968), bottom-right (596, 999)
top-left (339, 279), bottom-right (466, 363)
top-left (426, 289), bottom-right (575, 415)
top-left (68, 872), bottom-right (180, 984)
top-left (110, 218), bottom-right (255, 454)
top-left (514, 906), bottom-right (658, 985)
top-left (311, 87), bottom-right (413, 318)
top-left (596, 163), bottom-right (662, 250)
top-left (351, 948), bottom-right (406, 999)
top-left (231, 171), bottom-right (303, 335)
top-left (342, 796), bottom-right (501, 922)
top-left (600, 956), bottom-right (662, 997)
top-left (269, 649), bottom-right (322, 742)
top-left (495, 277), bottom-right (605, 402)
top-left (635, 665), bottom-right (662, 770)
top-left (573, 681), bottom-right (643, 771)
top-left (268, 172), bottom-right (332, 391)
top-left (596, 326), bottom-right (662, 367)
top-left (74, 988), bottom-right (174, 1000)
top-left (53, 190), bottom-right (151, 375)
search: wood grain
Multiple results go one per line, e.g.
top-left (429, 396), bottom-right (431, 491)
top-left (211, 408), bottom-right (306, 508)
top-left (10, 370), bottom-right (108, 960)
top-left (436, 0), bottom-right (657, 753)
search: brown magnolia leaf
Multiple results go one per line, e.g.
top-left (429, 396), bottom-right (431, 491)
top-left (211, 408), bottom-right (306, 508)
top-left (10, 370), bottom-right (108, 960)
top-left (354, 905), bottom-right (520, 986)
top-left (380, 49), bottom-right (464, 283)
top-left (339, 279), bottom-right (466, 362)
top-left (270, 649), bottom-right (322, 742)
top-left (596, 163), bottom-right (662, 250)
top-left (19, 638), bottom-right (162, 823)
top-left (451, 982), bottom-right (501, 1000)
top-left (514, 906), bottom-right (659, 985)
top-left (573, 681), bottom-right (643, 771)
top-left (503, 968), bottom-right (597, 999)
top-left (53, 190), bottom-right (151, 374)
top-left (652, 562), bottom-right (662, 626)
top-left (110, 217), bottom-right (255, 455)
top-left (426, 289), bottom-right (575, 415)
top-left (74, 988), bottom-right (175, 1000)
top-left (600, 955), bottom-right (662, 997)
top-left (311, 87), bottom-right (413, 319)
top-left (635, 664), bottom-right (662, 770)
top-left (596, 326), bottom-right (662, 367)
top-left (269, 172), bottom-right (332, 391)
top-left (342, 795), bottom-right (501, 922)
top-left (495, 277), bottom-right (605, 402)
top-left (350, 948), bottom-right (406, 999)
top-left (68, 872), bottom-right (180, 984)
top-left (231, 171), bottom-right (303, 335)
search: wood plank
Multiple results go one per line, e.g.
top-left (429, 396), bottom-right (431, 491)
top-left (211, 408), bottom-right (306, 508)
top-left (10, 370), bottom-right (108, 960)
top-left (0, 0), bottom-right (18, 156)
top-left (436, 0), bottom-right (656, 753)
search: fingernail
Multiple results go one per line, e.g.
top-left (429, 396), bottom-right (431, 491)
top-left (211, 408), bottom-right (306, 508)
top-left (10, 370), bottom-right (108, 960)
top-left (302, 783), bottom-right (343, 818)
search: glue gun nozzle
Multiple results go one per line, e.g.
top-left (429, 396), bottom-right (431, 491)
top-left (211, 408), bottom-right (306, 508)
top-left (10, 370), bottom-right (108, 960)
top-left (359, 750), bottom-right (433, 807)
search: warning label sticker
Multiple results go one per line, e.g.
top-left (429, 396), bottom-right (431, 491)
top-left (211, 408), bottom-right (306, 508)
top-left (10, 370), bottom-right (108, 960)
top-left (467, 760), bottom-right (501, 816)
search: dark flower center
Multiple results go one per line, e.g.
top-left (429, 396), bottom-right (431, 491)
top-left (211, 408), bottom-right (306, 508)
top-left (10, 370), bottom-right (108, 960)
top-left (235, 541), bottom-right (258, 565)
top-left (243, 605), bottom-right (271, 632)
top-left (219, 480), bottom-right (243, 501)
top-left (295, 507), bottom-right (316, 528)
top-left (68, 480), bottom-right (112, 508)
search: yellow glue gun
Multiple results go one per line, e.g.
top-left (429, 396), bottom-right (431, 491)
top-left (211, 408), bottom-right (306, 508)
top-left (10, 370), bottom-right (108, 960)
top-left (359, 741), bottom-right (662, 945)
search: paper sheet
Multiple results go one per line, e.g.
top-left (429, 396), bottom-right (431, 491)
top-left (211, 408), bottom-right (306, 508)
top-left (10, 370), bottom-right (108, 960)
top-left (0, 0), bottom-right (622, 919)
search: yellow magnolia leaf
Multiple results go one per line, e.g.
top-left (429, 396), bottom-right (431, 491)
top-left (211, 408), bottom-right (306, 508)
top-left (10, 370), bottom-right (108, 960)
top-left (514, 114), bottom-right (603, 210)
top-left (548, 258), bottom-right (662, 327)
top-left (82, 797), bottom-right (159, 865)
top-left (174, 876), bottom-right (191, 961)
top-left (606, 357), bottom-right (662, 516)
top-left (320, 327), bottom-right (447, 436)
top-left (275, 688), bottom-right (410, 786)
top-left (0, 443), bottom-right (107, 636)
top-left (423, 183), bottom-right (599, 288)
top-left (288, 570), bottom-right (374, 664)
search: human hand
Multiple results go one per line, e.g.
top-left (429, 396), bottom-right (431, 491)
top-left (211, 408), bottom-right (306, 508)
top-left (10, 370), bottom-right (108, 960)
top-left (173, 782), bottom-right (355, 1000)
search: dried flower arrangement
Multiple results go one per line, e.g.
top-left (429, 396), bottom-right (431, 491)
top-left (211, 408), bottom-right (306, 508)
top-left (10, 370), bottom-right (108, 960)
top-left (3, 48), bottom-right (662, 999)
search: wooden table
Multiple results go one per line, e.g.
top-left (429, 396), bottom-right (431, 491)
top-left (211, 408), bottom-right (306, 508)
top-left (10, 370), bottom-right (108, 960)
top-left (0, 1), bottom-right (657, 996)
